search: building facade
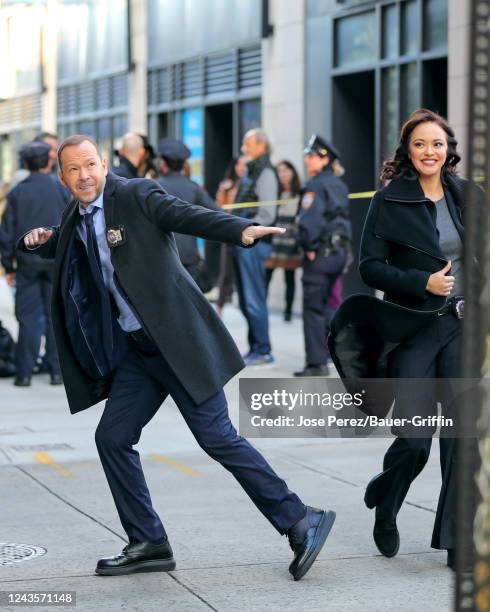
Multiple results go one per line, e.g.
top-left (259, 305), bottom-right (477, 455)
top-left (0, 0), bottom-right (469, 295)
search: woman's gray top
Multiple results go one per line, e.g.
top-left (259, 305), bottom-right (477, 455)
top-left (435, 196), bottom-right (464, 296)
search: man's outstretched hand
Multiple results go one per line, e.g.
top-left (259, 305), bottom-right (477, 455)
top-left (24, 228), bottom-right (53, 248)
top-left (241, 225), bottom-right (286, 246)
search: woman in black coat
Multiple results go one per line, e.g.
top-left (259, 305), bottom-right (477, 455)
top-left (358, 109), bottom-right (468, 570)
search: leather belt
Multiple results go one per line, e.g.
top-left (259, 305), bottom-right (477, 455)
top-left (129, 328), bottom-right (148, 342)
top-left (438, 296), bottom-right (465, 319)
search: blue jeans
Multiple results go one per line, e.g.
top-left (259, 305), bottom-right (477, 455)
top-left (232, 242), bottom-right (272, 355)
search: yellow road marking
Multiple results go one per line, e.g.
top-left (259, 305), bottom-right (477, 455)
top-left (34, 452), bottom-right (73, 478)
top-left (148, 453), bottom-right (202, 477)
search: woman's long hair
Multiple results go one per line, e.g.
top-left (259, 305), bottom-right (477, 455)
top-left (276, 159), bottom-right (302, 196)
top-left (223, 156), bottom-right (242, 184)
top-left (380, 108), bottom-right (461, 183)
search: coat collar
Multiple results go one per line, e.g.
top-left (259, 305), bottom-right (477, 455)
top-left (104, 171), bottom-right (120, 197)
top-left (383, 173), bottom-right (467, 207)
top-left (384, 176), bottom-right (428, 203)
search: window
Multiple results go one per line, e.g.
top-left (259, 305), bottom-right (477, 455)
top-left (423, 0), bottom-right (448, 52)
top-left (335, 11), bottom-right (376, 67)
top-left (382, 4), bottom-right (399, 60)
top-left (401, 0), bottom-right (419, 56)
top-left (381, 66), bottom-right (399, 157)
top-left (400, 62), bottom-right (419, 121)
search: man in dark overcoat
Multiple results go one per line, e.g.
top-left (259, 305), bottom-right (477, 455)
top-left (20, 135), bottom-right (335, 580)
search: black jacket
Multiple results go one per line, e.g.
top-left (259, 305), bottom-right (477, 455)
top-left (298, 166), bottom-right (351, 252)
top-left (157, 171), bottom-right (218, 264)
top-left (112, 157), bottom-right (139, 179)
top-left (326, 173), bottom-right (481, 417)
top-left (19, 172), bottom-right (254, 414)
top-left (0, 172), bottom-right (70, 273)
top-left (359, 173), bottom-right (465, 311)
top-left (328, 173), bottom-right (480, 390)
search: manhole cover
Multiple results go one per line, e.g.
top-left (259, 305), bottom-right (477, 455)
top-left (0, 543), bottom-right (47, 565)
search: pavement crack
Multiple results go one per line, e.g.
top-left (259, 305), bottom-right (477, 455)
top-left (13, 465), bottom-right (127, 542)
top-left (0, 447), bottom-right (12, 464)
top-left (279, 454), bottom-right (436, 514)
top-left (167, 573), bottom-right (219, 611)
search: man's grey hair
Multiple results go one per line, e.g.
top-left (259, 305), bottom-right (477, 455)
top-left (245, 128), bottom-right (271, 154)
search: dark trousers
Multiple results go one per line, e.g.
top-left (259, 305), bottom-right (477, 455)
top-left (232, 242), bottom-right (272, 355)
top-left (266, 268), bottom-right (296, 316)
top-left (95, 336), bottom-right (306, 543)
top-left (368, 313), bottom-right (461, 550)
top-left (302, 250), bottom-right (345, 366)
top-left (14, 268), bottom-right (60, 378)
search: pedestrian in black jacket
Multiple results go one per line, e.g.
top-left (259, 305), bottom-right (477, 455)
top-left (20, 134), bottom-right (335, 580)
top-left (0, 141), bottom-right (70, 385)
top-left (157, 138), bottom-right (218, 288)
top-left (350, 109), bottom-right (470, 570)
top-left (112, 133), bottom-right (145, 179)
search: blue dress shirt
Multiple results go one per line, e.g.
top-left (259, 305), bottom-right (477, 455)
top-left (77, 193), bottom-right (141, 333)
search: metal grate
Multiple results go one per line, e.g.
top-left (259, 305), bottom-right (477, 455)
top-left (0, 94), bottom-right (41, 131)
top-left (0, 544), bottom-right (46, 566)
top-left (147, 44), bottom-right (261, 106)
top-left (57, 74), bottom-right (128, 119)
top-left (205, 51), bottom-right (236, 95)
top-left (10, 443), bottom-right (73, 452)
top-left (182, 59), bottom-right (203, 99)
top-left (239, 47), bottom-right (262, 89)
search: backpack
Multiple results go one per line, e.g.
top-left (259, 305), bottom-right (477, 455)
top-left (0, 321), bottom-right (16, 377)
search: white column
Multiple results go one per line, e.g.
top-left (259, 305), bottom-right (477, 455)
top-left (262, 0), bottom-right (305, 168)
top-left (127, 0), bottom-right (148, 134)
top-left (41, 0), bottom-right (58, 133)
top-left (448, 0), bottom-right (471, 176)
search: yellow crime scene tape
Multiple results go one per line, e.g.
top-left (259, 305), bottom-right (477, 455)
top-left (221, 190), bottom-right (376, 211)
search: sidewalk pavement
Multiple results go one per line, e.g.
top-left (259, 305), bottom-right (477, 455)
top-left (0, 279), bottom-right (453, 612)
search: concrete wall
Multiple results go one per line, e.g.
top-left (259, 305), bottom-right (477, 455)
top-left (262, 0), bottom-right (306, 169)
top-left (128, 0), bottom-right (148, 134)
top-left (448, 0), bottom-right (471, 176)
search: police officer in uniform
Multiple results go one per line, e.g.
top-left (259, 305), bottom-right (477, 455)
top-left (0, 142), bottom-right (70, 386)
top-left (294, 135), bottom-right (351, 377)
top-left (157, 138), bottom-right (218, 286)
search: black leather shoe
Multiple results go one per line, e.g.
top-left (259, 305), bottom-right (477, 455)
top-left (95, 540), bottom-right (176, 576)
top-left (373, 519), bottom-right (399, 557)
top-left (364, 473), bottom-right (383, 509)
top-left (287, 506), bottom-right (336, 581)
top-left (14, 376), bottom-right (31, 387)
top-left (294, 365), bottom-right (329, 377)
top-left (50, 374), bottom-right (63, 385)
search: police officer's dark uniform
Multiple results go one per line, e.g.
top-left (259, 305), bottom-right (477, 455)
top-left (0, 142), bottom-right (70, 385)
top-left (157, 138), bottom-right (218, 286)
top-left (295, 135), bottom-right (351, 377)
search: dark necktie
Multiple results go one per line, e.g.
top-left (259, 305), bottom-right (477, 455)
top-left (83, 209), bottom-right (114, 364)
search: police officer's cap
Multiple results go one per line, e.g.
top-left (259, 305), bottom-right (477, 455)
top-left (19, 141), bottom-right (51, 161)
top-left (158, 138), bottom-right (191, 162)
top-left (303, 134), bottom-right (340, 160)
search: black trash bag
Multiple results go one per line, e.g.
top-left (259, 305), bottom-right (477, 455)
top-left (0, 321), bottom-right (16, 377)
